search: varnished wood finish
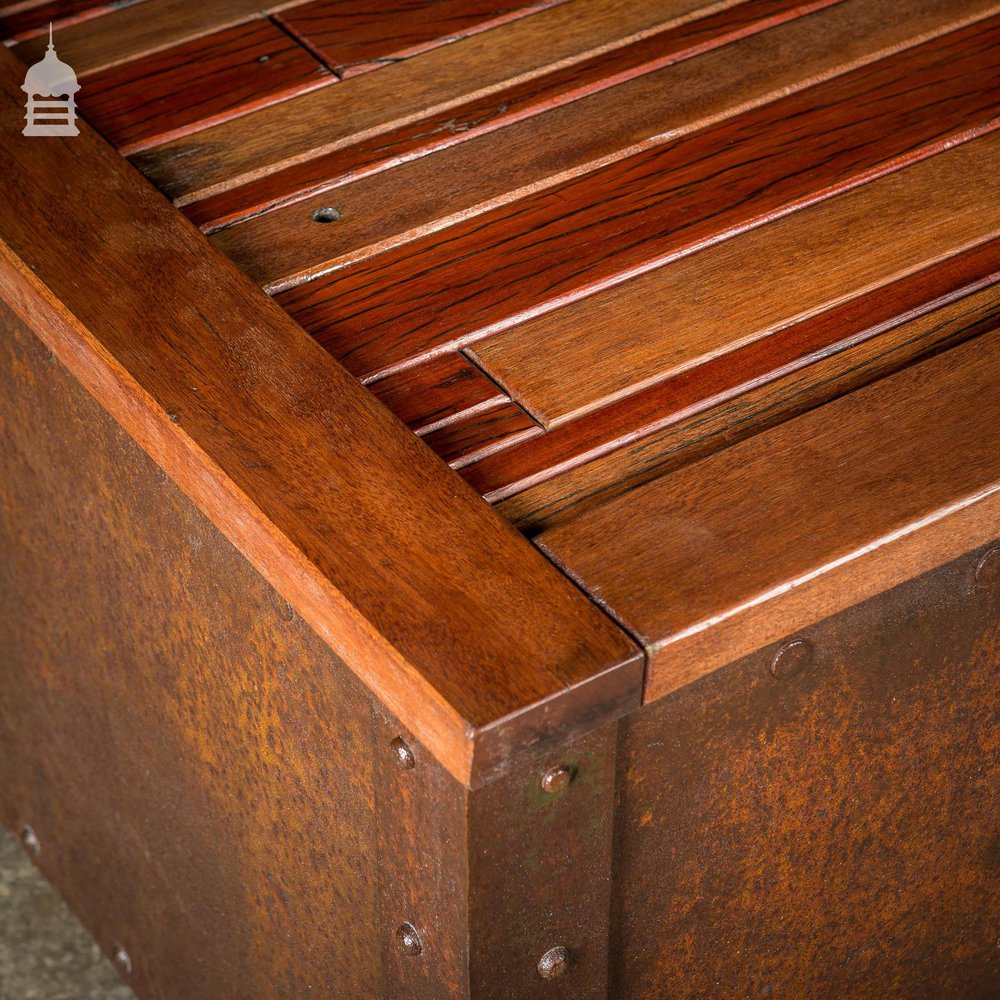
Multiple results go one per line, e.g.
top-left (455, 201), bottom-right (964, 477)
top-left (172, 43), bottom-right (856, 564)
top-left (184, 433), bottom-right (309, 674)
top-left (0, 45), bottom-right (641, 788)
top-left (281, 18), bottom-right (1000, 383)
top-left (132, 0), bottom-right (752, 202)
top-left (277, 0), bottom-right (564, 78)
top-left (539, 331), bottom-right (1000, 701)
top-left (0, 0), bottom-right (126, 42)
top-left (79, 19), bottom-right (331, 154)
top-left (420, 401), bottom-right (542, 469)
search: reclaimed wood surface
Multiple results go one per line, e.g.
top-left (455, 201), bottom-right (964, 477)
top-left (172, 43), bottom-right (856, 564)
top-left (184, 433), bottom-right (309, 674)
top-left (0, 45), bottom-right (641, 788)
top-left (0, 0), bottom-right (128, 42)
top-left (539, 329), bottom-right (1000, 701)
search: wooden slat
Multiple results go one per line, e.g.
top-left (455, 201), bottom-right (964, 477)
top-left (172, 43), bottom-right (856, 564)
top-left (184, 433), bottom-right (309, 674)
top-left (472, 130), bottom-right (1000, 426)
top-left (368, 353), bottom-right (506, 434)
top-left (538, 329), bottom-right (1000, 701)
top-left (420, 401), bottom-right (542, 467)
top-left (210, 0), bottom-right (998, 290)
top-left (272, 18), bottom-right (1000, 379)
top-left (132, 0), bottom-right (753, 202)
top-left (79, 20), bottom-right (331, 154)
top-left (185, 0), bottom-right (832, 231)
top-left (12, 0), bottom-right (310, 76)
top-left (0, 0), bottom-right (136, 42)
top-left (0, 45), bottom-right (641, 789)
top-left (486, 248), bottom-right (1000, 532)
top-left (277, 0), bottom-right (565, 78)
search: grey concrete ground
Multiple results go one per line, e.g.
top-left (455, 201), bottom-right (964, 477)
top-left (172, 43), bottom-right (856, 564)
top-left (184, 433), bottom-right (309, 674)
top-left (0, 826), bottom-right (136, 1000)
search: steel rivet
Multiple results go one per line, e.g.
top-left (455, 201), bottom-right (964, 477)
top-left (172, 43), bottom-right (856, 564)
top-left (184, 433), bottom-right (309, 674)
top-left (770, 639), bottom-right (813, 680)
top-left (540, 764), bottom-right (572, 794)
top-left (20, 824), bottom-right (40, 856)
top-left (395, 922), bottom-right (422, 956)
top-left (537, 945), bottom-right (570, 980)
top-left (974, 546), bottom-right (1000, 593)
top-left (113, 945), bottom-right (132, 975)
top-left (390, 736), bottom-right (416, 770)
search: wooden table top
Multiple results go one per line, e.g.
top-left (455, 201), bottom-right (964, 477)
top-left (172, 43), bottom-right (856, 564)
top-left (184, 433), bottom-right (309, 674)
top-left (5, 0), bottom-right (999, 778)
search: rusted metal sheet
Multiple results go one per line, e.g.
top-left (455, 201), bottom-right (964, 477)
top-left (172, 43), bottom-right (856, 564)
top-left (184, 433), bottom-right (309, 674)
top-left (468, 724), bottom-right (618, 999)
top-left (0, 300), bottom-right (383, 998)
top-left (612, 542), bottom-right (1000, 998)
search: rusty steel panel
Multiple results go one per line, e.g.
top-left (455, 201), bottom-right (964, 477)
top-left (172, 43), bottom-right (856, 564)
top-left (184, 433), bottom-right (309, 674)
top-left (612, 542), bottom-right (1000, 998)
top-left (0, 300), bottom-right (383, 998)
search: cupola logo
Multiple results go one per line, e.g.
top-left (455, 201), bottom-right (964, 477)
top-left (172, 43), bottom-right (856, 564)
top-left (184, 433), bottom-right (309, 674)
top-left (21, 24), bottom-right (80, 137)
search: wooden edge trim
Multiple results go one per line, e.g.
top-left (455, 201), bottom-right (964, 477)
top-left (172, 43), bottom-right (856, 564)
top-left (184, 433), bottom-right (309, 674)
top-left (0, 47), bottom-right (641, 788)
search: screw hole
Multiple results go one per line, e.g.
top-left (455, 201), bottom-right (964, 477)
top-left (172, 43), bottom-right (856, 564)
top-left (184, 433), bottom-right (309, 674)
top-left (310, 207), bottom-right (341, 223)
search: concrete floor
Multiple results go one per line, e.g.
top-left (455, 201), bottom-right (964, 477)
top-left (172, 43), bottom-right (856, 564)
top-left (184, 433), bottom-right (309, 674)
top-left (0, 826), bottom-right (137, 1000)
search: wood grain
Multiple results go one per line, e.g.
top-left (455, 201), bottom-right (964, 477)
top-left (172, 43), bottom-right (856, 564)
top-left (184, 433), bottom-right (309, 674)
top-left (538, 329), bottom-right (1000, 701)
top-left (13, 0), bottom-right (311, 75)
top-left (273, 18), bottom-right (1000, 379)
top-left (420, 401), bottom-right (542, 468)
top-left (278, 0), bottom-right (564, 78)
top-left (368, 352), bottom-right (506, 434)
top-left (491, 252), bottom-right (1000, 532)
top-left (473, 130), bottom-right (1000, 426)
top-left (79, 19), bottom-right (331, 154)
top-left (0, 45), bottom-right (641, 788)
top-left (185, 0), bottom-right (837, 231)
top-left (0, 0), bottom-right (131, 42)
top-left (132, 0), bottom-right (753, 202)
top-left (210, 0), bottom-right (999, 291)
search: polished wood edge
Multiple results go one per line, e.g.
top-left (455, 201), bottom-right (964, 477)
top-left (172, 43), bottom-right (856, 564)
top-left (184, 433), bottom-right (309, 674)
top-left (0, 47), bottom-right (641, 788)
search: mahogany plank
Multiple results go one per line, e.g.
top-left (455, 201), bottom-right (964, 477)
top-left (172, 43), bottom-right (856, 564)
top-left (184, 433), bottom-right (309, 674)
top-left (368, 352), bottom-right (506, 433)
top-left (420, 401), bottom-right (542, 468)
top-left (491, 254), bottom-right (1000, 533)
top-left (79, 20), bottom-right (331, 154)
top-left (272, 18), bottom-right (1000, 379)
top-left (132, 0), bottom-right (758, 202)
top-left (211, 0), bottom-right (998, 291)
top-left (278, 0), bottom-right (564, 78)
top-left (0, 45), bottom-right (641, 789)
top-left (538, 329), bottom-right (1000, 701)
top-left (0, 0), bottom-right (137, 42)
top-left (186, 0), bottom-right (837, 231)
top-left (473, 130), bottom-right (1000, 426)
top-left (13, 0), bottom-right (311, 76)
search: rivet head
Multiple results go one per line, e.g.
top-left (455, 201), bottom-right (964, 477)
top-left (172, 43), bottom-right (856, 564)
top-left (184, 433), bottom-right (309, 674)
top-left (20, 824), bottom-right (40, 856)
top-left (974, 546), bottom-right (1000, 593)
top-left (113, 945), bottom-right (132, 975)
top-left (395, 922), bottom-right (422, 956)
top-left (537, 945), bottom-right (570, 980)
top-left (390, 736), bottom-right (415, 770)
top-left (770, 639), bottom-right (813, 680)
top-left (540, 764), bottom-right (572, 795)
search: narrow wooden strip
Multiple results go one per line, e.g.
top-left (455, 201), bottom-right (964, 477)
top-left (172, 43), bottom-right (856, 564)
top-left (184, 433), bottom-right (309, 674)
top-left (494, 266), bottom-right (1000, 535)
top-left (278, 0), bottom-right (564, 78)
top-left (0, 46), bottom-right (641, 788)
top-left (275, 19), bottom-right (1000, 379)
top-left (132, 0), bottom-right (751, 201)
top-left (186, 0), bottom-right (831, 231)
top-left (212, 0), bottom-right (998, 291)
top-left (473, 130), bottom-right (1000, 426)
top-left (368, 353), bottom-right (506, 433)
top-left (0, 0), bottom-right (139, 42)
top-left (537, 330), bottom-right (1000, 701)
top-left (79, 20), bottom-right (331, 154)
top-left (464, 239), bottom-right (1000, 506)
top-left (12, 0), bottom-right (311, 76)
top-left (420, 401), bottom-right (542, 468)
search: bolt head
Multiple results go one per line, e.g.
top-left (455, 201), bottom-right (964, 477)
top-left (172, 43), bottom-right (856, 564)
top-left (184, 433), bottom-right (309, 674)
top-left (395, 922), bottom-right (422, 956)
top-left (20, 824), bottom-right (40, 856)
top-left (537, 945), bottom-right (570, 979)
top-left (390, 736), bottom-right (416, 770)
top-left (113, 945), bottom-right (132, 975)
top-left (540, 764), bottom-right (572, 794)
top-left (770, 639), bottom-right (813, 680)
